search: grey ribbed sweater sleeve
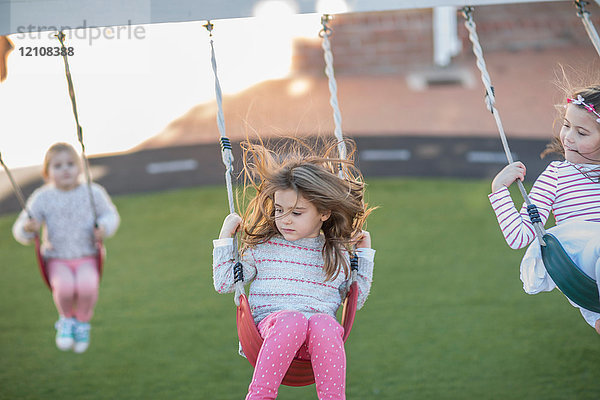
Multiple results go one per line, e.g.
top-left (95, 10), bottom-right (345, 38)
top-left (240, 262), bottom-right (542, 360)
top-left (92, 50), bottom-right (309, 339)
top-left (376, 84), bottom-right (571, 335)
top-left (12, 183), bottom-right (119, 258)
top-left (355, 254), bottom-right (374, 310)
top-left (212, 240), bottom-right (257, 294)
top-left (92, 183), bottom-right (120, 238)
top-left (12, 186), bottom-right (46, 245)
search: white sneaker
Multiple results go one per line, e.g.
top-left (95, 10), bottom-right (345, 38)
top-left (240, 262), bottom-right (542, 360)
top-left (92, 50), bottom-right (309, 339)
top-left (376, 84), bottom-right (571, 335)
top-left (73, 321), bottom-right (91, 353)
top-left (54, 317), bottom-right (75, 351)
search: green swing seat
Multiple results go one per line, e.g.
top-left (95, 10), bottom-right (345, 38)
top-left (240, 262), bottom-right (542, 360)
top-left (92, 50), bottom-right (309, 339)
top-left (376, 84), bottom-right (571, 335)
top-left (541, 233), bottom-right (600, 313)
top-left (527, 204), bottom-right (600, 313)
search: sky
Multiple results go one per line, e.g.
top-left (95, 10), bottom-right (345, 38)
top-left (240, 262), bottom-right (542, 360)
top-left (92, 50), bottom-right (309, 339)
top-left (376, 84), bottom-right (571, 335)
top-left (0, 5), bottom-right (332, 169)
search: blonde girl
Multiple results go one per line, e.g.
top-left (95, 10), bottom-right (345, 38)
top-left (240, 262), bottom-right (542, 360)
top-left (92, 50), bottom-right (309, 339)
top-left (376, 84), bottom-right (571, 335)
top-left (13, 142), bottom-right (120, 352)
top-left (212, 138), bottom-right (375, 400)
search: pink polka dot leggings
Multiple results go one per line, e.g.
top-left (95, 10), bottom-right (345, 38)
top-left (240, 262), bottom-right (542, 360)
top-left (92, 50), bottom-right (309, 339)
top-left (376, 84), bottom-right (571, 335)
top-left (246, 311), bottom-right (346, 400)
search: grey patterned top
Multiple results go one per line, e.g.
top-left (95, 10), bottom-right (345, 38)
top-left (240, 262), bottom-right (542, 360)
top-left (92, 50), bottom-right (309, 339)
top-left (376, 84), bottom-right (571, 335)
top-left (213, 234), bottom-right (374, 325)
top-left (13, 183), bottom-right (120, 259)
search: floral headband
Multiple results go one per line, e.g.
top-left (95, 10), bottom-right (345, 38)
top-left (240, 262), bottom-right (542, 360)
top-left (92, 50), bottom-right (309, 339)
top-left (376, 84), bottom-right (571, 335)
top-left (567, 94), bottom-right (600, 123)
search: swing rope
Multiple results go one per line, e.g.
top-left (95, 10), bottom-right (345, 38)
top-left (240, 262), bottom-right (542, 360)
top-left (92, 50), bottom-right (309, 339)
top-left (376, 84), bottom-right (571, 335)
top-left (320, 15), bottom-right (347, 172)
top-left (0, 152), bottom-right (51, 287)
top-left (55, 31), bottom-right (98, 225)
top-left (204, 21), bottom-right (244, 305)
top-left (320, 14), bottom-right (358, 288)
top-left (0, 152), bottom-right (31, 218)
top-left (574, 0), bottom-right (600, 57)
top-left (461, 7), bottom-right (546, 245)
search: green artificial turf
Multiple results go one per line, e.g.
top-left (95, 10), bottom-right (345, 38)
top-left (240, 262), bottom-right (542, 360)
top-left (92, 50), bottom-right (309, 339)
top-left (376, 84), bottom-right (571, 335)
top-left (1, 178), bottom-right (598, 400)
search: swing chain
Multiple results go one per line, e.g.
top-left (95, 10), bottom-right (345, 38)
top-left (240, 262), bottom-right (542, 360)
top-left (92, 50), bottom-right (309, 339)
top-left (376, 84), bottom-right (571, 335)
top-left (319, 14), bottom-right (333, 38)
top-left (350, 254), bottom-right (359, 271)
top-left (203, 20), bottom-right (214, 36)
top-left (461, 7), bottom-right (497, 112)
top-left (220, 136), bottom-right (232, 152)
top-left (205, 20), bottom-right (245, 305)
top-left (0, 152), bottom-right (31, 217)
top-left (345, 254), bottom-right (359, 290)
top-left (574, 0), bottom-right (590, 18)
top-left (219, 137), bottom-right (235, 173)
top-left (461, 4), bottom-right (547, 245)
top-left (461, 6), bottom-right (474, 19)
top-left (319, 14), bottom-right (347, 172)
top-left (526, 204), bottom-right (546, 248)
top-left (573, 0), bottom-right (600, 58)
top-left (484, 86), bottom-right (495, 114)
top-left (233, 261), bottom-right (244, 283)
top-left (55, 31), bottom-right (99, 225)
top-left (527, 204), bottom-right (543, 223)
top-left (55, 31), bottom-right (65, 43)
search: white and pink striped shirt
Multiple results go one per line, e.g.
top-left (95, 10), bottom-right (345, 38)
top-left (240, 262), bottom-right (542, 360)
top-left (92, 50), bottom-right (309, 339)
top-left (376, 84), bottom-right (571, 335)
top-left (489, 161), bottom-right (600, 249)
top-left (213, 234), bottom-right (374, 325)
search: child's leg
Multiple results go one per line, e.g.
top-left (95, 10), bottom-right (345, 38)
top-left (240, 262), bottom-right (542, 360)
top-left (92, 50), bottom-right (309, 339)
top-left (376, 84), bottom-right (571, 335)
top-left (47, 260), bottom-right (78, 350)
top-left (246, 311), bottom-right (309, 400)
top-left (47, 260), bottom-right (76, 318)
top-left (305, 314), bottom-right (346, 400)
top-left (72, 259), bottom-right (99, 322)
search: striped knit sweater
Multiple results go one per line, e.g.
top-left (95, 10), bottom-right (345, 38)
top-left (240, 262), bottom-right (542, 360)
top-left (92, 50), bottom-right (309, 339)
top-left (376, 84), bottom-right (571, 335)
top-left (213, 234), bottom-right (374, 325)
top-left (489, 160), bottom-right (600, 249)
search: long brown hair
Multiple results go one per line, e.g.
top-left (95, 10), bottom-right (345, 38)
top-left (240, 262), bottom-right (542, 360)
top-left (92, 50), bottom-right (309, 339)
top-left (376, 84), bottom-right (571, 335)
top-left (239, 137), bottom-right (373, 281)
top-left (542, 66), bottom-right (600, 159)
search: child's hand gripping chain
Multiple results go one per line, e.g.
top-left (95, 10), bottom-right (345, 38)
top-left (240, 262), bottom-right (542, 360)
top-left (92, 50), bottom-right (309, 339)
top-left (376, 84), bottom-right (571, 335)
top-left (491, 161), bottom-right (526, 193)
top-left (219, 213), bottom-right (242, 239)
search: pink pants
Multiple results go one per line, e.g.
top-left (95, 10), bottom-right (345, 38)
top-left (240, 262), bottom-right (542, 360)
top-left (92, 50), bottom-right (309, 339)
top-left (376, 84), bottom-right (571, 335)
top-left (47, 257), bottom-right (99, 322)
top-left (246, 311), bottom-right (346, 400)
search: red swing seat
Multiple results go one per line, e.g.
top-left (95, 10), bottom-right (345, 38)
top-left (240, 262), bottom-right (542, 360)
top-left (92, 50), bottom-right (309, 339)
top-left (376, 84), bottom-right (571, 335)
top-left (236, 280), bottom-right (359, 387)
top-left (34, 235), bottom-right (104, 291)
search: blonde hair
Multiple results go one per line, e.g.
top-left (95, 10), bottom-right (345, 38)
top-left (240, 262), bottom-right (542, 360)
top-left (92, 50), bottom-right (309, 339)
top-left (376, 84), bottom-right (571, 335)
top-left (542, 66), bottom-right (600, 158)
top-left (239, 137), bottom-right (373, 281)
top-left (42, 142), bottom-right (81, 180)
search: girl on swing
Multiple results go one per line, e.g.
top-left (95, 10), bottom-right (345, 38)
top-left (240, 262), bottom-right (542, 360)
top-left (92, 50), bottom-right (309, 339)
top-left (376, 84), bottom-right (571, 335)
top-left (12, 142), bottom-right (120, 352)
top-left (212, 138), bottom-right (375, 400)
top-left (489, 81), bottom-right (600, 334)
